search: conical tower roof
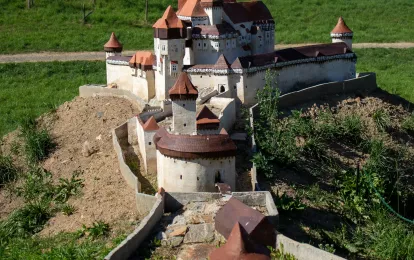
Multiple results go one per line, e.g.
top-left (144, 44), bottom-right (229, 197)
top-left (331, 17), bottom-right (353, 35)
top-left (143, 116), bottom-right (159, 131)
top-left (214, 54), bottom-right (231, 70)
top-left (169, 72), bottom-right (199, 100)
top-left (104, 32), bottom-right (123, 52)
top-left (153, 6), bottom-right (185, 29)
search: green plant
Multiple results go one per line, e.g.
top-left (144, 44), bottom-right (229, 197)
top-left (372, 108), bottom-right (391, 131)
top-left (402, 113), bottom-right (414, 134)
top-left (79, 221), bottom-right (110, 240)
top-left (54, 170), bottom-right (84, 203)
top-left (269, 244), bottom-right (297, 260)
top-left (318, 243), bottom-right (336, 254)
top-left (60, 204), bottom-right (76, 216)
top-left (339, 115), bottom-right (364, 143)
top-left (15, 167), bottom-right (55, 203)
top-left (0, 155), bottom-right (18, 186)
top-left (10, 140), bottom-right (21, 156)
top-left (20, 121), bottom-right (55, 163)
top-left (274, 192), bottom-right (306, 212)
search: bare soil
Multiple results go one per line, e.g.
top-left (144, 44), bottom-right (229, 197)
top-left (1, 96), bottom-right (143, 235)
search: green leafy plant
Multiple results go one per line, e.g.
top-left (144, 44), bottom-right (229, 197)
top-left (78, 221), bottom-right (110, 240)
top-left (274, 192), bottom-right (306, 212)
top-left (15, 167), bottom-right (55, 203)
top-left (402, 112), bottom-right (414, 134)
top-left (339, 115), bottom-right (364, 143)
top-left (269, 244), bottom-right (297, 260)
top-left (20, 120), bottom-right (55, 163)
top-left (60, 204), bottom-right (76, 216)
top-left (318, 243), bottom-right (336, 254)
top-left (0, 155), bottom-right (18, 186)
top-left (372, 108), bottom-right (391, 131)
top-left (54, 170), bottom-right (84, 203)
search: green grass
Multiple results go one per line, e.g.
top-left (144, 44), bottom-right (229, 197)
top-left (355, 48), bottom-right (414, 102)
top-left (0, 61), bottom-right (105, 137)
top-left (0, 0), bottom-right (412, 54)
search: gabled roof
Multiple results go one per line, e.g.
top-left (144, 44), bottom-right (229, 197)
top-left (169, 72), bottom-right (199, 99)
top-left (153, 6), bottom-right (185, 29)
top-left (129, 51), bottom-right (155, 69)
top-left (331, 17), bottom-right (353, 34)
top-left (213, 54), bottom-right (231, 70)
top-left (223, 1), bottom-right (274, 24)
top-left (196, 106), bottom-right (220, 125)
top-left (209, 223), bottom-right (271, 260)
top-left (143, 116), bottom-right (159, 131)
top-left (231, 57), bottom-right (243, 69)
top-left (220, 128), bottom-right (229, 135)
top-left (104, 32), bottom-right (123, 52)
top-left (177, 0), bottom-right (208, 17)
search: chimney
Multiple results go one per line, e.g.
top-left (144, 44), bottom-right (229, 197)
top-left (178, 0), bottom-right (187, 11)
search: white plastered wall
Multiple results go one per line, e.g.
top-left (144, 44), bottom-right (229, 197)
top-left (106, 63), bottom-right (133, 91)
top-left (172, 99), bottom-right (197, 134)
top-left (132, 70), bottom-right (155, 102)
top-left (136, 118), bottom-right (158, 174)
top-left (157, 153), bottom-right (236, 192)
top-left (209, 97), bottom-right (236, 132)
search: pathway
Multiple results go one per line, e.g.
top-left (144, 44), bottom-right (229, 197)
top-left (0, 42), bottom-right (413, 64)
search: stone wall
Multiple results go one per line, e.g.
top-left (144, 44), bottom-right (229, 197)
top-left (172, 99), bottom-right (197, 134)
top-left (209, 96), bottom-right (236, 131)
top-left (79, 84), bottom-right (146, 111)
top-left (136, 117), bottom-right (158, 174)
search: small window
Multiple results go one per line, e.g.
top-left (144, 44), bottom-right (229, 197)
top-left (184, 123), bottom-right (187, 127)
top-left (180, 175), bottom-right (182, 180)
top-left (148, 142), bottom-right (152, 145)
top-left (183, 103), bottom-right (186, 107)
top-left (197, 177), bottom-right (199, 181)
top-left (245, 86), bottom-right (248, 89)
top-left (234, 85), bottom-right (237, 89)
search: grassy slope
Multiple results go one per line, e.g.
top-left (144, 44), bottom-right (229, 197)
top-left (0, 61), bottom-right (105, 137)
top-left (355, 48), bottom-right (414, 102)
top-left (0, 0), bottom-right (413, 54)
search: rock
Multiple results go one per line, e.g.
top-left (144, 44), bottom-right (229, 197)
top-left (156, 231), bottom-right (167, 241)
top-left (81, 141), bottom-right (94, 157)
top-left (183, 224), bottom-right (215, 244)
top-left (177, 244), bottom-right (216, 260)
top-left (171, 214), bottom-right (186, 226)
top-left (204, 202), bottom-right (221, 215)
top-left (96, 134), bottom-right (102, 140)
top-left (168, 225), bottom-right (188, 237)
top-left (161, 236), bottom-right (184, 248)
top-left (187, 215), bottom-right (213, 224)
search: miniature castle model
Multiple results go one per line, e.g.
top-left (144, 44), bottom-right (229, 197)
top-left (104, 0), bottom-right (357, 193)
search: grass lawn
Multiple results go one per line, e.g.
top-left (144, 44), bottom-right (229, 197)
top-left (355, 48), bottom-right (414, 102)
top-left (0, 61), bottom-right (105, 137)
top-left (0, 0), bottom-right (413, 54)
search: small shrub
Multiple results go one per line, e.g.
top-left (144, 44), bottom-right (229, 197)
top-left (79, 221), bottom-right (110, 240)
top-left (318, 243), bottom-right (336, 254)
top-left (372, 108), bottom-right (391, 131)
top-left (274, 192), bottom-right (306, 212)
top-left (339, 115), bottom-right (364, 143)
top-left (15, 167), bottom-right (55, 203)
top-left (20, 121), bottom-right (55, 163)
top-left (60, 204), bottom-right (76, 216)
top-left (402, 113), bottom-right (414, 134)
top-left (54, 170), bottom-right (84, 203)
top-left (269, 244), bottom-right (297, 260)
top-left (0, 155), bottom-right (18, 186)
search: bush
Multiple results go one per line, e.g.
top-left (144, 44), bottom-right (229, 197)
top-left (20, 120), bottom-right (55, 163)
top-left (372, 108), bottom-right (391, 131)
top-left (0, 155), bottom-right (18, 186)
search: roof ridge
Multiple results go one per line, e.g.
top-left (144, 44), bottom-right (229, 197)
top-left (169, 72), bottom-right (199, 98)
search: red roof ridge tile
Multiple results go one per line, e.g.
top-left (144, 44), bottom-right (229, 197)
top-left (104, 32), bottom-right (123, 52)
top-left (169, 72), bottom-right (199, 99)
top-left (331, 16), bottom-right (353, 34)
top-left (143, 116), bottom-right (159, 131)
top-left (153, 6), bottom-right (185, 29)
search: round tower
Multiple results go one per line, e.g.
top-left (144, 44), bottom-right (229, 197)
top-left (330, 17), bottom-right (353, 50)
top-left (104, 32), bottom-right (123, 58)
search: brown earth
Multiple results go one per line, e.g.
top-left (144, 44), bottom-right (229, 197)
top-left (0, 96), bottom-right (143, 235)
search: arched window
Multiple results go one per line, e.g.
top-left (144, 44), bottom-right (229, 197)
top-left (220, 85), bottom-right (225, 93)
top-left (215, 171), bottom-right (221, 183)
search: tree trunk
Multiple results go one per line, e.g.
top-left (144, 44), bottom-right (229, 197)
top-left (145, 0), bottom-right (148, 23)
top-left (27, 0), bottom-right (33, 9)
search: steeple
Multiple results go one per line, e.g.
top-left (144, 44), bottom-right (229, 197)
top-left (330, 17), bottom-right (353, 50)
top-left (169, 72), bottom-right (199, 100)
top-left (104, 32), bottom-right (123, 58)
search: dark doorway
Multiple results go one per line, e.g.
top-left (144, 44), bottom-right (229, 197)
top-left (219, 85), bottom-right (226, 93)
top-left (215, 171), bottom-right (221, 183)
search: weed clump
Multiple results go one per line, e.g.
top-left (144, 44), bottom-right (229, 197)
top-left (0, 155), bottom-right (18, 186)
top-left (402, 113), bottom-right (414, 134)
top-left (78, 221), bottom-right (110, 240)
top-left (372, 108), bottom-right (391, 132)
top-left (20, 119), bottom-right (55, 164)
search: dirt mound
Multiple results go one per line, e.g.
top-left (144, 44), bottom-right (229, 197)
top-left (1, 96), bottom-right (142, 235)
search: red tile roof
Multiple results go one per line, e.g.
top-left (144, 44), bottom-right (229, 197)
top-left (331, 17), bottom-right (353, 34)
top-left (104, 32), bottom-right (123, 52)
top-left (153, 6), bottom-right (185, 29)
top-left (223, 1), bottom-right (274, 24)
top-left (169, 72), bottom-right (199, 99)
top-left (220, 128), bottom-right (228, 135)
top-left (196, 106), bottom-right (220, 125)
top-left (213, 54), bottom-right (231, 70)
top-left (192, 22), bottom-right (236, 36)
top-left (129, 51), bottom-right (155, 70)
top-left (177, 0), bottom-right (208, 17)
top-left (143, 116), bottom-right (159, 131)
top-left (153, 128), bottom-right (237, 159)
top-left (209, 223), bottom-right (271, 260)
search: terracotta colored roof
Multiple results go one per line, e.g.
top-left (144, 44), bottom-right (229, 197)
top-left (223, 1), bottom-right (274, 24)
top-left (215, 197), bottom-right (277, 248)
top-left (331, 17), bottom-right (353, 34)
top-left (192, 22), bottom-right (236, 36)
top-left (153, 6), bottom-right (185, 29)
top-left (200, 0), bottom-right (224, 8)
top-left (209, 223), bottom-right (271, 260)
top-left (104, 32), bottom-right (123, 52)
top-left (196, 106), bottom-right (220, 125)
top-left (154, 128), bottom-right (237, 159)
top-left (220, 128), bottom-right (229, 135)
top-left (142, 116), bottom-right (159, 131)
top-left (213, 54), bottom-right (231, 70)
top-left (169, 72), bottom-right (199, 99)
top-left (129, 51), bottom-right (155, 69)
top-left (178, 0), bottom-right (188, 11)
top-left (231, 57), bottom-right (243, 69)
top-left (177, 0), bottom-right (208, 17)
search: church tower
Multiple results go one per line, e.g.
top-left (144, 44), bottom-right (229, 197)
top-left (104, 32), bottom-right (123, 58)
top-left (169, 72), bottom-right (198, 135)
top-left (153, 6), bottom-right (187, 101)
top-left (331, 17), bottom-right (353, 50)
